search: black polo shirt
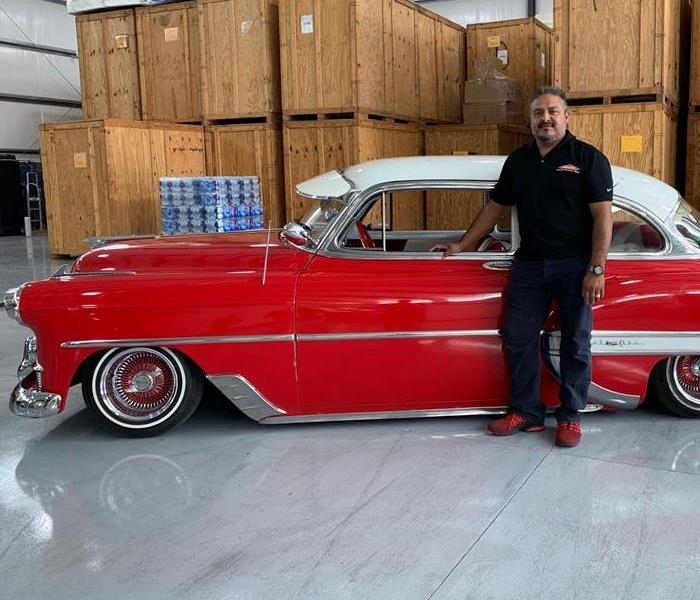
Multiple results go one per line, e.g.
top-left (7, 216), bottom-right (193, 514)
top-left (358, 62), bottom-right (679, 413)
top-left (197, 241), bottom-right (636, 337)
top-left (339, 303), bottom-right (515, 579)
top-left (491, 131), bottom-right (613, 260)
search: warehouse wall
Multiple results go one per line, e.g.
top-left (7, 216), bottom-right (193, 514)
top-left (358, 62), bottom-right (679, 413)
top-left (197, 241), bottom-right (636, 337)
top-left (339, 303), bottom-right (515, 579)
top-left (414, 0), bottom-right (554, 27)
top-left (0, 0), bottom-right (81, 158)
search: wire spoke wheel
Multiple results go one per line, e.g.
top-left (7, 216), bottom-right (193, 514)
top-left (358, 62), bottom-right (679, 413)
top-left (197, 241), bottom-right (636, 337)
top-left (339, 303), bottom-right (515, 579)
top-left (653, 356), bottom-right (700, 418)
top-left (83, 347), bottom-right (202, 436)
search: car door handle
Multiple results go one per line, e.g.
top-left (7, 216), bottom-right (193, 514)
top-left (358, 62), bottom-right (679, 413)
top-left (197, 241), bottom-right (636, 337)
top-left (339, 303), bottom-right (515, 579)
top-left (483, 260), bottom-right (513, 271)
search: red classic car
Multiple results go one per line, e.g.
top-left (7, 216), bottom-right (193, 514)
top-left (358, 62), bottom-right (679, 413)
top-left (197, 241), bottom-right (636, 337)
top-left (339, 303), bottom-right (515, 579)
top-left (5, 156), bottom-right (700, 436)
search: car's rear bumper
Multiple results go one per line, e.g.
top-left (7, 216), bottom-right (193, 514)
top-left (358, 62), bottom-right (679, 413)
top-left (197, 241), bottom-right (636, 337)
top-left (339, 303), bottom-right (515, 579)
top-left (9, 335), bottom-right (61, 418)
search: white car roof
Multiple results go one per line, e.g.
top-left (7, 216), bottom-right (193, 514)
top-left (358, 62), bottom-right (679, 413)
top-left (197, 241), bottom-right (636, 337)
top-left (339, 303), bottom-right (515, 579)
top-left (296, 155), bottom-right (681, 222)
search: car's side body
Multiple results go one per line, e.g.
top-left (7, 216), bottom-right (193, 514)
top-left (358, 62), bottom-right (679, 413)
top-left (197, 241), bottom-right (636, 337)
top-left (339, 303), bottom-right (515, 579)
top-left (6, 155), bottom-right (700, 434)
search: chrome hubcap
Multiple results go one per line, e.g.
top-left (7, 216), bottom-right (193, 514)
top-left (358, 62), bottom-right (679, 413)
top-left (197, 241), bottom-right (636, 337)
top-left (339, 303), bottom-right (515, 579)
top-left (672, 356), bottom-right (700, 406)
top-left (99, 349), bottom-right (180, 422)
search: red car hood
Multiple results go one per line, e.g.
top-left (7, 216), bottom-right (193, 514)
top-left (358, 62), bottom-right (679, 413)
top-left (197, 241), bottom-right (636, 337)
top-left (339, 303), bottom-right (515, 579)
top-left (71, 232), bottom-right (309, 274)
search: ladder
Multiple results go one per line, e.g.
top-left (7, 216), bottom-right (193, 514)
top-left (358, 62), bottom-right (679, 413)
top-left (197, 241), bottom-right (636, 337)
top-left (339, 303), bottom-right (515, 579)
top-left (25, 171), bottom-right (44, 232)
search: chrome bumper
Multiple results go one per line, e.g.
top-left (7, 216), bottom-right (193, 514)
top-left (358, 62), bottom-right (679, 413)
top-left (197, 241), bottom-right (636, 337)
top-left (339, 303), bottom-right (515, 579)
top-left (9, 335), bottom-right (62, 418)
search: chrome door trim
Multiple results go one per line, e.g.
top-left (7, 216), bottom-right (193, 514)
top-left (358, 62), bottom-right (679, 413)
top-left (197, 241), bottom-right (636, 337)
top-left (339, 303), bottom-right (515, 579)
top-left (60, 334), bottom-right (295, 349)
top-left (297, 330), bottom-right (501, 342)
top-left (260, 406), bottom-right (510, 424)
top-left (546, 330), bottom-right (700, 356)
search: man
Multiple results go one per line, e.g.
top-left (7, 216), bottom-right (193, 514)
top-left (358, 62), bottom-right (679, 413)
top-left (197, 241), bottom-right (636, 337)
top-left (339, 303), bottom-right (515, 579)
top-left (432, 86), bottom-right (612, 448)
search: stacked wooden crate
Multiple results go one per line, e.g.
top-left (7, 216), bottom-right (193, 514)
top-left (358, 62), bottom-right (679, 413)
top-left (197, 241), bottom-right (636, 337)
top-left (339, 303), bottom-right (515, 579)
top-left (41, 120), bottom-right (205, 255)
top-left (50, 0), bottom-right (285, 254)
top-left (278, 0), bottom-right (465, 222)
top-left (424, 124), bottom-right (531, 229)
top-left (686, 1), bottom-right (700, 208)
top-left (466, 17), bottom-right (553, 123)
top-left (554, 0), bottom-right (690, 187)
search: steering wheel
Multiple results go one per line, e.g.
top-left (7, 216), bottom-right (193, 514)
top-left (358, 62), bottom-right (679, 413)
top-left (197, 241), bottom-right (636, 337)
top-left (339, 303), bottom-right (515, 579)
top-left (355, 221), bottom-right (376, 249)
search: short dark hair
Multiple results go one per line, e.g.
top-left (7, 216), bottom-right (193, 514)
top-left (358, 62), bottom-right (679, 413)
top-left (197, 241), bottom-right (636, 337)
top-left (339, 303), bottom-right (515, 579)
top-left (529, 86), bottom-right (568, 110)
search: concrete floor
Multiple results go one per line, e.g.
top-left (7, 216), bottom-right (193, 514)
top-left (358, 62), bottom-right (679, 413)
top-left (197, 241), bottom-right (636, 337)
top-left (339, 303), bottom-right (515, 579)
top-left (1, 234), bottom-right (700, 600)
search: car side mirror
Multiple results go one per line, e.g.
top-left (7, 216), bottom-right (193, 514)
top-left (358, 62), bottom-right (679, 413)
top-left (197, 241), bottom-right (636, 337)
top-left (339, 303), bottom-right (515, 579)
top-left (280, 221), bottom-right (316, 247)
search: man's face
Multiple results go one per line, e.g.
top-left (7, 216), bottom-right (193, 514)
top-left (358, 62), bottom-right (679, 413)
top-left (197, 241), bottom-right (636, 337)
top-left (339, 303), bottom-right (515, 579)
top-left (530, 94), bottom-right (568, 145)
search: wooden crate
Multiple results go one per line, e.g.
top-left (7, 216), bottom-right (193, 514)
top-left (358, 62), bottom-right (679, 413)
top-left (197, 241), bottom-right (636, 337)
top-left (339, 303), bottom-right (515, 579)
top-left (136, 1), bottom-right (202, 122)
top-left (198, 0), bottom-right (281, 122)
top-left (76, 9), bottom-right (141, 119)
top-left (467, 17), bottom-right (552, 120)
top-left (279, 0), bottom-right (465, 123)
top-left (205, 121), bottom-right (286, 227)
top-left (554, 0), bottom-right (687, 110)
top-left (691, 0), bottom-right (700, 106)
top-left (40, 120), bottom-right (205, 256)
top-left (685, 113), bottom-right (700, 208)
top-left (283, 115), bottom-right (424, 221)
top-left (425, 123), bottom-right (531, 229)
top-left (568, 103), bottom-right (678, 186)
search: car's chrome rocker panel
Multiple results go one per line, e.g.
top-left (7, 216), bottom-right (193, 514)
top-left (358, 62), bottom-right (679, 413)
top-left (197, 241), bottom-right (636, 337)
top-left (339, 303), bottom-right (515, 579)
top-left (9, 335), bottom-right (61, 418)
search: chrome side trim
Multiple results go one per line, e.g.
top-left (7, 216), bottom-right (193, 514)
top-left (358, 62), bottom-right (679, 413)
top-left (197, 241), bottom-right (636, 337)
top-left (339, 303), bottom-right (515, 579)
top-left (10, 384), bottom-right (61, 418)
top-left (297, 330), bottom-right (500, 342)
top-left (260, 406), bottom-right (510, 424)
top-left (61, 334), bottom-right (295, 349)
top-left (3, 285), bottom-right (24, 324)
top-left (206, 375), bottom-right (286, 420)
top-left (547, 330), bottom-right (700, 356)
top-left (587, 382), bottom-right (641, 410)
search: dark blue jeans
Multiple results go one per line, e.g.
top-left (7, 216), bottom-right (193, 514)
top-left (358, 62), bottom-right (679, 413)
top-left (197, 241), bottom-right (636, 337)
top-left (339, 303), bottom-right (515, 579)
top-left (503, 257), bottom-right (592, 424)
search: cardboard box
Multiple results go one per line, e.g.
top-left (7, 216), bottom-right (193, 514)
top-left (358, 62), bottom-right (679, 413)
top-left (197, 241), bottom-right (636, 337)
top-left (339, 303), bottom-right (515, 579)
top-left (464, 77), bottom-right (521, 104)
top-left (462, 101), bottom-right (522, 125)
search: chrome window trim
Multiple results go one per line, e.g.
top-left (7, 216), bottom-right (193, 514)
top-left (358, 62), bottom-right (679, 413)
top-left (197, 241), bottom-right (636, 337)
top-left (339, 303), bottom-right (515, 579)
top-left (302, 181), bottom-right (697, 261)
top-left (318, 179), bottom-right (504, 255)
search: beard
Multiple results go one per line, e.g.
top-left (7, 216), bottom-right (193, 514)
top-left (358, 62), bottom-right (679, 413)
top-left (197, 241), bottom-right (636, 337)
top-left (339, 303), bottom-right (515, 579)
top-left (534, 124), bottom-right (561, 144)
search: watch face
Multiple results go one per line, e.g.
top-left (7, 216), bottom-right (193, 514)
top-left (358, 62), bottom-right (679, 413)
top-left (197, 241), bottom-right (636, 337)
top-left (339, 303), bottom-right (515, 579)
top-left (591, 265), bottom-right (604, 275)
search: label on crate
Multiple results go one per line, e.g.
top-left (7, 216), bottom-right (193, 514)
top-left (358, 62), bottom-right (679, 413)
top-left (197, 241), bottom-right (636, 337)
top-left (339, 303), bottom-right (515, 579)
top-left (240, 20), bottom-right (253, 35)
top-left (164, 27), bottom-right (179, 42)
top-left (497, 47), bottom-right (508, 66)
top-left (541, 51), bottom-right (545, 68)
top-left (73, 153), bottom-right (87, 169)
top-left (114, 34), bottom-right (129, 49)
top-left (300, 14), bottom-right (314, 34)
top-left (487, 35), bottom-right (500, 48)
top-left (621, 135), bottom-right (643, 153)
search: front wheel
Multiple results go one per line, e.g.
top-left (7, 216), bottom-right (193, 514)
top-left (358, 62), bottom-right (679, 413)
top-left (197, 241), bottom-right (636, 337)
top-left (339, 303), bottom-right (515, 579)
top-left (82, 347), bottom-right (203, 436)
top-left (652, 356), bottom-right (700, 418)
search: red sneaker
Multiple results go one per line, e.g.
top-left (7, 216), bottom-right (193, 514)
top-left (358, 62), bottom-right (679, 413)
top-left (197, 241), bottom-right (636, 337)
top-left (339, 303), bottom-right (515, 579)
top-left (555, 421), bottom-right (582, 447)
top-left (488, 413), bottom-right (545, 436)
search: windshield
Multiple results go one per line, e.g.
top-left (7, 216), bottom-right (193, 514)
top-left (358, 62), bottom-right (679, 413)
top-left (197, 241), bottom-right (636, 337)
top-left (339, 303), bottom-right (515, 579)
top-left (673, 198), bottom-right (700, 250)
top-left (297, 198), bottom-right (346, 240)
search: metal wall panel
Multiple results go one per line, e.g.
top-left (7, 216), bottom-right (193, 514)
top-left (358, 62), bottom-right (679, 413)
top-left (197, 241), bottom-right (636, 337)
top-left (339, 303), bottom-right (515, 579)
top-left (0, 46), bottom-right (79, 100)
top-left (0, 101), bottom-right (81, 153)
top-left (0, 0), bottom-right (77, 52)
top-left (415, 0), bottom-right (553, 27)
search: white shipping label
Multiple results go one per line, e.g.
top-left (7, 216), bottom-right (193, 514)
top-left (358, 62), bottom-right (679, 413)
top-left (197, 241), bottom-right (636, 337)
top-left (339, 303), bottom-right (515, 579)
top-left (240, 20), bottom-right (253, 35)
top-left (497, 48), bottom-right (508, 66)
top-left (164, 27), bottom-right (179, 42)
top-left (301, 14), bottom-right (314, 34)
top-left (541, 51), bottom-right (545, 67)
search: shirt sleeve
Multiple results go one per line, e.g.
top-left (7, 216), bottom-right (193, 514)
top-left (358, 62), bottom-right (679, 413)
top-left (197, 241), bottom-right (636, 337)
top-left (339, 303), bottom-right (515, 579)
top-left (585, 150), bottom-right (613, 203)
top-left (490, 154), bottom-right (516, 206)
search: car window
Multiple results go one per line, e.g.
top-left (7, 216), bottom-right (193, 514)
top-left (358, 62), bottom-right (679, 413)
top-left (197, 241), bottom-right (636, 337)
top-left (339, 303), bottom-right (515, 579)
top-left (673, 198), bottom-right (700, 250)
top-left (338, 187), bottom-right (513, 254)
top-left (610, 204), bottom-right (664, 253)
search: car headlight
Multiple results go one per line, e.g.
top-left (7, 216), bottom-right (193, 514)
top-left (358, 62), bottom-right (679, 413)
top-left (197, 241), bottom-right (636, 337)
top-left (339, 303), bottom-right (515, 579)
top-left (3, 286), bottom-right (24, 324)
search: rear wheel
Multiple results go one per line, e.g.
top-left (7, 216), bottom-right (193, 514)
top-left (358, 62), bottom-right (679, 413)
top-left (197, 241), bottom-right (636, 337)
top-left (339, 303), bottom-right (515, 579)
top-left (82, 347), bottom-right (203, 436)
top-left (652, 356), bottom-right (700, 418)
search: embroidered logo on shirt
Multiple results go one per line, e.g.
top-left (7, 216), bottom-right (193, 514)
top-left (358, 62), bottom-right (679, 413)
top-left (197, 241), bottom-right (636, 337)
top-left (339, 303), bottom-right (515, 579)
top-left (556, 163), bottom-right (581, 174)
